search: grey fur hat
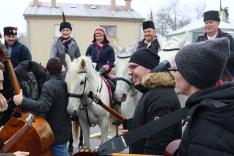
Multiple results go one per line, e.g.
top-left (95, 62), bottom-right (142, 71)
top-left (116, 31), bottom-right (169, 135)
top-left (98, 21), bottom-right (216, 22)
top-left (175, 38), bottom-right (230, 89)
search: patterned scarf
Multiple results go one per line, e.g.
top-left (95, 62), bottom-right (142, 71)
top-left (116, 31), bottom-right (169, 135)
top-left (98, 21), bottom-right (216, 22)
top-left (61, 37), bottom-right (72, 53)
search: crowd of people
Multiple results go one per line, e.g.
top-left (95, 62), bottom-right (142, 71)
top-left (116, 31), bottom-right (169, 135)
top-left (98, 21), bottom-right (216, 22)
top-left (0, 9), bottom-right (233, 156)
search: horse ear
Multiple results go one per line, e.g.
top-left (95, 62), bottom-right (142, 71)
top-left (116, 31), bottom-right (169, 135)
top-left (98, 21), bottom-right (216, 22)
top-left (112, 39), bottom-right (120, 54)
top-left (65, 54), bottom-right (72, 68)
top-left (80, 59), bottom-right (86, 69)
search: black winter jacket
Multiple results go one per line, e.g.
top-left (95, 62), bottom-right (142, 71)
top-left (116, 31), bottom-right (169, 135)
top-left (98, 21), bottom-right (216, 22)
top-left (196, 29), bottom-right (234, 76)
top-left (129, 72), bottom-right (181, 155)
top-left (4, 40), bottom-right (32, 68)
top-left (137, 37), bottom-right (160, 55)
top-left (175, 81), bottom-right (234, 156)
top-left (21, 74), bottom-right (71, 145)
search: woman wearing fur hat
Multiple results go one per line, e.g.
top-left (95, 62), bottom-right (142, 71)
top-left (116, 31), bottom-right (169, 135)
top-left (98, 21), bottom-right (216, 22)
top-left (50, 18), bottom-right (80, 69)
top-left (85, 27), bottom-right (115, 76)
top-left (172, 38), bottom-right (234, 156)
top-left (121, 48), bottom-right (181, 155)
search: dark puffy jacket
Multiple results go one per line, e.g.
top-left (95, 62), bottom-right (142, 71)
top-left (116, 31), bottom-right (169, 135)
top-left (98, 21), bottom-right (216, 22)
top-left (4, 40), bottom-right (32, 68)
top-left (129, 72), bottom-right (181, 155)
top-left (175, 81), bottom-right (234, 156)
top-left (137, 37), bottom-right (160, 55)
top-left (196, 29), bottom-right (234, 76)
top-left (86, 43), bottom-right (115, 71)
top-left (21, 74), bottom-right (71, 145)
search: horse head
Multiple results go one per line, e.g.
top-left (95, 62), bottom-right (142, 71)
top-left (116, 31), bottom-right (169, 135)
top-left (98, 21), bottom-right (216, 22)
top-left (114, 42), bottom-right (137, 102)
top-left (65, 56), bottom-right (97, 116)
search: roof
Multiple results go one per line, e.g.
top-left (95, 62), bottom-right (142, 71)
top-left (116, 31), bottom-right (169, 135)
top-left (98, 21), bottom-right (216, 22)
top-left (168, 20), bottom-right (234, 36)
top-left (23, 2), bottom-right (144, 21)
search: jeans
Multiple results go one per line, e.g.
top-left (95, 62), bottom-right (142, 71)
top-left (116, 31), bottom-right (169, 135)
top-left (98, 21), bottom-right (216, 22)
top-left (51, 143), bottom-right (68, 156)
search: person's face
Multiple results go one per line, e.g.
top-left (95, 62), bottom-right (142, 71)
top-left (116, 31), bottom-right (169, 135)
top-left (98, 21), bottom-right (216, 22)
top-left (170, 64), bottom-right (191, 96)
top-left (95, 33), bottom-right (104, 43)
top-left (204, 20), bottom-right (219, 35)
top-left (0, 70), bottom-right (4, 90)
top-left (143, 28), bottom-right (155, 42)
top-left (61, 28), bottom-right (71, 38)
top-left (128, 62), bottom-right (151, 86)
top-left (4, 35), bottom-right (17, 46)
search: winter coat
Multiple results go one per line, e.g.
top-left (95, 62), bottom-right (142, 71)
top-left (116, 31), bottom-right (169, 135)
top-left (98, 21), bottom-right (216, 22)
top-left (129, 72), bottom-right (182, 155)
top-left (4, 40), bottom-right (31, 68)
top-left (86, 43), bottom-right (115, 71)
top-left (50, 38), bottom-right (80, 68)
top-left (137, 37), bottom-right (160, 55)
top-left (196, 29), bottom-right (234, 76)
top-left (21, 74), bottom-right (71, 145)
top-left (175, 81), bottom-right (234, 156)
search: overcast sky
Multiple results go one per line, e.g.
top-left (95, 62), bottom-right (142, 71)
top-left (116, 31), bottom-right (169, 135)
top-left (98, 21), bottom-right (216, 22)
top-left (0, 0), bottom-right (233, 34)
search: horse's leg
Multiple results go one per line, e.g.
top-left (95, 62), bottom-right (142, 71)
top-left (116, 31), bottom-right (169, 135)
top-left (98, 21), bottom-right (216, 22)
top-left (68, 130), bottom-right (73, 152)
top-left (78, 128), bottom-right (83, 147)
top-left (80, 121), bottom-right (90, 147)
top-left (99, 116), bottom-right (109, 144)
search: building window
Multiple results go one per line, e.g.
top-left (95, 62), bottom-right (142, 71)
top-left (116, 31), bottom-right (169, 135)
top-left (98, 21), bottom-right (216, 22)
top-left (100, 25), bottom-right (117, 37)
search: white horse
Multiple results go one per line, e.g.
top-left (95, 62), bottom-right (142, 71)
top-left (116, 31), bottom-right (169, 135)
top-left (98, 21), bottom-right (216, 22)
top-left (65, 55), bottom-right (110, 147)
top-left (114, 43), bottom-right (142, 119)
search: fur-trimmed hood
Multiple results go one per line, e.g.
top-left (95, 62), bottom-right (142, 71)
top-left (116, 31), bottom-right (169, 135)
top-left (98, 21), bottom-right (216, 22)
top-left (141, 72), bottom-right (175, 89)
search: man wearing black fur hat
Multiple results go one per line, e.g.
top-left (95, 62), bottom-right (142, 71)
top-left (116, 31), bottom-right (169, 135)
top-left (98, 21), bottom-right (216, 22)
top-left (172, 38), bottom-right (234, 156)
top-left (196, 10), bottom-right (234, 80)
top-left (120, 48), bottom-right (181, 155)
top-left (3, 26), bottom-right (32, 68)
top-left (137, 21), bottom-right (160, 55)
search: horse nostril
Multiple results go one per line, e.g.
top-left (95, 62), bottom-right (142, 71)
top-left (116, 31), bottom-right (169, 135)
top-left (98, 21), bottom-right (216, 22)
top-left (121, 94), bottom-right (127, 102)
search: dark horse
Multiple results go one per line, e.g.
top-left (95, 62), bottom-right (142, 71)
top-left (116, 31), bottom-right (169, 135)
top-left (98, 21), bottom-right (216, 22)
top-left (0, 60), bottom-right (47, 125)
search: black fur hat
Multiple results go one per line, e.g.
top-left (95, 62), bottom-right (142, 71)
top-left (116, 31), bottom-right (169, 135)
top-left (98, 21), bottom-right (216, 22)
top-left (4, 26), bottom-right (17, 35)
top-left (203, 10), bottom-right (220, 22)
top-left (175, 38), bottom-right (229, 89)
top-left (59, 12), bottom-right (72, 31)
top-left (142, 21), bottom-right (155, 30)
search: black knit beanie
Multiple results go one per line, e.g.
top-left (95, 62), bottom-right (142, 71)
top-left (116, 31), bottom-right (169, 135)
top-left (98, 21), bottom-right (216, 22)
top-left (175, 38), bottom-right (229, 89)
top-left (203, 10), bottom-right (220, 22)
top-left (46, 57), bottom-right (62, 75)
top-left (60, 21), bottom-right (72, 31)
top-left (129, 48), bottom-right (160, 70)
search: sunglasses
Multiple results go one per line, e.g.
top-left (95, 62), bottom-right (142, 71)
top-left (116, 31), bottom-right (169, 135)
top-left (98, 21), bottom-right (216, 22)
top-left (167, 67), bottom-right (178, 72)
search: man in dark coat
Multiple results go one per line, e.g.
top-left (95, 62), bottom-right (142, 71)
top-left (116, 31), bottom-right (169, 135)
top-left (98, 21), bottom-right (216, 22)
top-left (172, 38), bottom-right (234, 156)
top-left (125, 48), bottom-right (181, 155)
top-left (196, 10), bottom-right (234, 80)
top-left (137, 21), bottom-right (160, 55)
top-left (13, 57), bottom-right (71, 156)
top-left (3, 26), bottom-right (32, 68)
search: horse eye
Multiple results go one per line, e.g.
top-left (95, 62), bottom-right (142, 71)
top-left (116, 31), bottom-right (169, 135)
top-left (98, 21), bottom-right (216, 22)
top-left (80, 81), bottom-right (85, 85)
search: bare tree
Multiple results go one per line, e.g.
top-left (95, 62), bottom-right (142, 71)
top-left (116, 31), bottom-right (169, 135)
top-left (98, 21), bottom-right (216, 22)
top-left (194, 0), bottom-right (206, 20)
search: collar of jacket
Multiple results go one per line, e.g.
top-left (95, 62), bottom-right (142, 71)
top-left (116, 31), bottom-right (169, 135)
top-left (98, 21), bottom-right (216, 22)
top-left (203, 28), bottom-right (227, 39)
top-left (141, 72), bottom-right (175, 89)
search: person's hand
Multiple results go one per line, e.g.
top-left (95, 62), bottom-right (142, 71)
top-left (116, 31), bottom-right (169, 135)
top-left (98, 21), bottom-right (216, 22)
top-left (13, 151), bottom-right (29, 156)
top-left (13, 89), bottom-right (23, 106)
top-left (0, 94), bottom-right (8, 112)
top-left (119, 124), bottom-right (128, 135)
top-left (102, 64), bottom-right (110, 71)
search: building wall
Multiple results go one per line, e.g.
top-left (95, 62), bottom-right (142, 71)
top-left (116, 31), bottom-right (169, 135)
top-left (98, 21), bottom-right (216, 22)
top-left (26, 17), bottom-right (142, 65)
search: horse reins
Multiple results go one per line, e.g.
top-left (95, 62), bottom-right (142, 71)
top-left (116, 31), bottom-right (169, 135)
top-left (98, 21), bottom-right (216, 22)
top-left (162, 48), bottom-right (180, 51)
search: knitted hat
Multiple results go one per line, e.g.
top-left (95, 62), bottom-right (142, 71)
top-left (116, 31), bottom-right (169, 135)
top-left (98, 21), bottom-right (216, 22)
top-left (94, 27), bottom-right (106, 36)
top-left (203, 10), bottom-right (220, 22)
top-left (4, 26), bottom-right (17, 35)
top-left (175, 38), bottom-right (229, 89)
top-left (46, 57), bottom-right (62, 75)
top-left (142, 21), bottom-right (155, 30)
top-left (129, 48), bottom-right (160, 70)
